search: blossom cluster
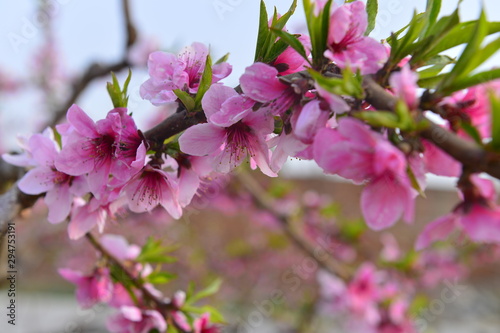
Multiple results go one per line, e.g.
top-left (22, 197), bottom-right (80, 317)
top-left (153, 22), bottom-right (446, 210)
top-left (4, 0), bottom-right (500, 332)
top-left (59, 234), bottom-right (219, 333)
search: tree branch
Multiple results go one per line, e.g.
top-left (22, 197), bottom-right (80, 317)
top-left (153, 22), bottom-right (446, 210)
top-left (144, 109), bottom-right (207, 146)
top-left (362, 76), bottom-right (500, 179)
top-left (85, 233), bottom-right (190, 332)
top-left (0, 185), bottom-right (40, 240)
top-left (235, 171), bottom-right (353, 281)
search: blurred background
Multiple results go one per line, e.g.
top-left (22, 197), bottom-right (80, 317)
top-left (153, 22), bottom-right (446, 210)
top-left (1, 1), bottom-right (500, 332)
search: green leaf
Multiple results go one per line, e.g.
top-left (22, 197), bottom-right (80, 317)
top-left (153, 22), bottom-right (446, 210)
top-left (137, 237), bottom-right (178, 264)
top-left (421, 0), bottom-right (442, 38)
top-left (489, 92), bottom-right (500, 150)
top-left (309, 67), bottom-right (364, 99)
top-left (173, 89), bottom-right (195, 111)
top-left (417, 55), bottom-right (455, 79)
top-left (255, 0), bottom-right (270, 62)
top-left (194, 54), bottom-right (212, 110)
top-left (444, 68), bottom-right (500, 93)
top-left (468, 36), bottom-right (500, 73)
top-left (365, 0), bottom-right (378, 35)
top-left (417, 73), bottom-right (447, 88)
top-left (145, 272), bottom-right (177, 285)
top-left (407, 165), bottom-right (425, 197)
top-left (182, 306), bottom-right (226, 324)
top-left (272, 0), bottom-right (297, 31)
top-left (271, 29), bottom-right (311, 65)
top-left (424, 21), bottom-right (500, 58)
top-left (411, 8), bottom-right (459, 65)
top-left (460, 121), bottom-right (483, 145)
top-left (394, 100), bottom-right (414, 130)
top-left (215, 53), bottom-right (230, 65)
top-left (390, 11), bottom-right (427, 64)
top-left (354, 111), bottom-right (401, 128)
top-left (106, 69), bottom-right (132, 108)
top-left (303, 0), bottom-right (333, 68)
top-left (187, 278), bottom-right (222, 305)
top-left (438, 10), bottom-right (488, 91)
top-left (266, 38), bottom-right (291, 63)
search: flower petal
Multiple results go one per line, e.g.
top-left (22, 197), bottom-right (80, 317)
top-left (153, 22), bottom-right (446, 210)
top-left (179, 124), bottom-right (226, 156)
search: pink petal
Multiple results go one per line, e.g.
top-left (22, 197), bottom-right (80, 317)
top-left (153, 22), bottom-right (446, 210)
top-left (178, 168), bottom-right (200, 207)
top-left (101, 234), bottom-right (134, 261)
top-left (389, 65), bottom-right (419, 109)
top-left (269, 133), bottom-right (308, 173)
top-left (315, 83), bottom-right (350, 114)
top-left (361, 176), bottom-right (414, 230)
top-left (211, 95), bottom-right (254, 127)
top-left (179, 124), bottom-right (226, 156)
top-left (55, 140), bottom-right (97, 176)
top-left (45, 184), bottom-right (72, 223)
top-left (67, 104), bottom-right (98, 138)
top-left (159, 184), bottom-right (182, 219)
top-left (121, 306), bottom-right (143, 322)
top-left (240, 62), bottom-right (287, 103)
top-left (461, 204), bottom-right (500, 243)
top-left (329, 5), bottom-right (353, 45)
top-left (422, 140), bottom-right (461, 177)
top-left (68, 205), bottom-right (105, 240)
top-left (212, 62), bottom-right (233, 82)
top-left (202, 84), bottom-right (238, 120)
top-left (58, 268), bottom-right (85, 285)
top-left (294, 100), bottom-right (329, 144)
top-left (29, 133), bottom-right (59, 167)
top-left (18, 166), bottom-right (56, 194)
top-left (415, 214), bottom-right (457, 250)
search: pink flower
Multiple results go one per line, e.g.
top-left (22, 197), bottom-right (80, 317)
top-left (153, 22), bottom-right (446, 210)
top-left (325, 1), bottom-right (387, 74)
top-left (100, 234), bottom-right (141, 261)
top-left (176, 155), bottom-right (214, 208)
top-left (68, 191), bottom-right (119, 240)
top-left (122, 163), bottom-right (182, 218)
top-left (313, 118), bottom-right (415, 229)
top-left (240, 62), bottom-right (300, 115)
top-left (59, 267), bottom-right (113, 308)
top-left (292, 100), bottom-right (330, 144)
top-left (422, 139), bottom-right (461, 177)
top-left (55, 105), bottom-right (146, 199)
top-left (140, 42), bottom-right (232, 106)
top-left (389, 65), bottom-right (419, 109)
top-left (272, 35), bottom-right (311, 75)
top-left (380, 233), bottom-right (401, 262)
top-left (347, 264), bottom-right (380, 319)
top-left (416, 177), bottom-right (500, 249)
top-left (315, 83), bottom-right (350, 114)
top-left (268, 131), bottom-right (309, 173)
top-left (107, 306), bottom-right (167, 333)
top-left (439, 80), bottom-right (500, 140)
top-left (194, 313), bottom-right (219, 333)
top-left (16, 128), bottom-right (88, 223)
top-left (179, 84), bottom-right (276, 176)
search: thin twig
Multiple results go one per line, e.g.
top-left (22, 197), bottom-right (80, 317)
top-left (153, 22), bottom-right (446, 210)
top-left (85, 233), bottom-right (174, 310)
top-left (362, 76), bottom-right (500, 178)
top-left (235, 171), bottom-right (353, 281)
top-left (85, 233), bottom-right (191, 333)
